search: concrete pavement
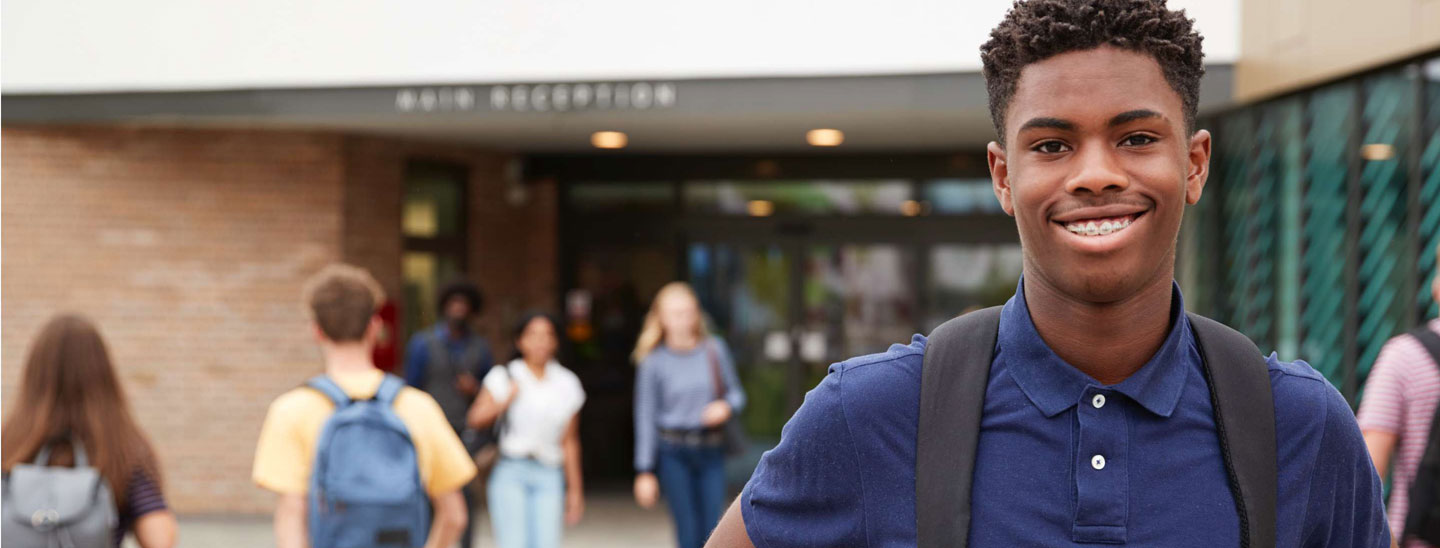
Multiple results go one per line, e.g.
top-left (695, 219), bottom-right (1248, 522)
top-left (132, 490), bottom-right (676, 548)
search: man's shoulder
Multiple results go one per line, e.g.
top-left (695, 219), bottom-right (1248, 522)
top-left (268, 386), bottom-right (332, 416)
top-left (823, 335), bottom-right (928, 415)
top-left (1265, 355), bottom-right (1362, 455)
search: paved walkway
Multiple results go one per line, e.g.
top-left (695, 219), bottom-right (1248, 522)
top-left (139, 491), bottom-right (676, 548)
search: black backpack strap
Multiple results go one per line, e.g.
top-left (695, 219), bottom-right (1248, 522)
top-left (1409, 325), bottom-right (1440, 368)
top-left (1187, 313), bottom-right (1277, 548)
top-left (917, 306), bottom-right (1003, 548)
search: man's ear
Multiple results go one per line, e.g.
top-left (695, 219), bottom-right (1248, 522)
top-left (1185, 129), bottom-right (1211, 205)
top-left (987, 141), bottom-right (1015, 216)
top-left (311, 323), bottom-right (329, 344)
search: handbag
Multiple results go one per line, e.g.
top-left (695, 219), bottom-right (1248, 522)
top-left (705, 341), bottom-right (749, 458)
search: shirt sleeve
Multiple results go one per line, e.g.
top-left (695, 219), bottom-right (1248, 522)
top-left (1355, 339), bottom-right (1409, 435)
top-left (252, 395), bottom-right (311, 495)
top-left (714, 339), bottom-right (747, 413)
top-left (1303, 381), bottom-right (1392, 547)
top-left (634, 359), bottom-right (659, 472)
top-left (482, 366), bottom-right (513, 401)
top-left (404, 334), bottom-right (430, 388)
top-left (410, 392), bottom-right (479, 495)
top-left (740, 366), bottom-right (865, 548)
top-left (123, 467), bottom-right (168, 523)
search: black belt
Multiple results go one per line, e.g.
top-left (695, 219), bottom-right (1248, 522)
top-left (660, 428), bottom-right (725, 447)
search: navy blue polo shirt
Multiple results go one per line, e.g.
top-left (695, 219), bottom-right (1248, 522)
top-left (739, 280), bottom-right (1389, 547)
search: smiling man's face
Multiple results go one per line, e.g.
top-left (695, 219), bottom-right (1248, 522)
top-left (987, 45), bottom-right (1211, 304)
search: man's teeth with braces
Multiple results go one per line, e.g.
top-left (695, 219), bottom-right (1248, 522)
top-left (1065, 217), bottom-right (1133, 236)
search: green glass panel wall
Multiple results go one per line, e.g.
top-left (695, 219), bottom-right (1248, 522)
top-left (1421, 59), bottom-right (1440, 320)
top-left (1356, 72), bottom-right (1417, 387)
top-left (1300, 83), bottom-right (1357, 388)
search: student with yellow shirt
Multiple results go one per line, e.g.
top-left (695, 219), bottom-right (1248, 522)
top-left (253, 264), bottom-right (477, 548)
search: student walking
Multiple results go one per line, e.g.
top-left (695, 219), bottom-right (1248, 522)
top-left (1, 314), bottom-right (178, 548)
top-left (705, 1), bottom-right (1388, 546)
top-left (252, 264), bottom-right (476, 548)
top-left (405, 280), bottom-right (494, 548)
top-left (1359, 243), bottom-right (1440, 548)
top-left (468, 312), bottom-right (586, 548)
top-left (632, 282), bottom-right (746, 548)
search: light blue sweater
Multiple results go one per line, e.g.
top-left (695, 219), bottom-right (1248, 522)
top-left (634, 338), bottom-right (747, 472)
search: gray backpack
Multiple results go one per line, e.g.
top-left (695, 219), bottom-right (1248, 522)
top-left (2, 440), bottom-right (118, 548)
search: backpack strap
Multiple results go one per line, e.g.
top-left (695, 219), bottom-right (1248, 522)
top-left (31, 439), bottom-right (89, 467)
top-left (307, 375), bottom-right (351, 407)
top-left (375, 374), bottom-right (406, 405)
top-left (1187, 313), bottom-right (1277, 548)
top-left (916, 306), bottom-right (1002, 548)
top-left (1409, 325), bottom-right (1440, 370)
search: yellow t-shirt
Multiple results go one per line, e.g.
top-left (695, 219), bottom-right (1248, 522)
top-left (252, 369), bottom-right (478, 496)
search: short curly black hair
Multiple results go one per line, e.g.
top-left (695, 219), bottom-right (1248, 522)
top-left (980, 0), bottom-right (1205, 143)
top-left (437, 280), bottom-right (484, 318)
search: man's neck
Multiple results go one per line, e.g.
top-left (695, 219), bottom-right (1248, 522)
top-left (1023, 271), bottom-right (1177, 386)
top-left (323, 343), bottom-right (376, 376)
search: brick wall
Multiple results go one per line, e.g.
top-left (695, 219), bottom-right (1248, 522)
top-left (1, 126), bottom-right (345, 513)
top-left (1, 126), bottom-right (558, 514)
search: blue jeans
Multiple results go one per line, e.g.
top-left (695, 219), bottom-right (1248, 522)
top-left (657, 441), bottom-right (727, 548)
top-left (487, 458), bottom-right (564, 548)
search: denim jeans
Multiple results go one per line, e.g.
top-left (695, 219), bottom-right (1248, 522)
top-left (487, 457), bottom-right (565, 548)
top-left (657, 441), bottom-right (727, 548)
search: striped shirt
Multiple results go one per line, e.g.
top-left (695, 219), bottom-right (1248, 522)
top-left (115, 467), bottom-right (168, 547)
top-left (1357, 318), bottom-right (1440, 548)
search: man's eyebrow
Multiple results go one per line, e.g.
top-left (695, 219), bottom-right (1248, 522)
top-left (1109, 109), bottom-right (1164, 127)
top-left (1017, 117), bottom-right (1075, 132)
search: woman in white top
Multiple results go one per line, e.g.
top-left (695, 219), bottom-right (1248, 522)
top-left (467, 312), bottom-right (586, 548)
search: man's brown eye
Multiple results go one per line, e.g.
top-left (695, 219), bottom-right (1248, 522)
top-left (1034, 141), bottom-right (1066, 153)
top-left (1122, 135), bottom-right (1157, 146)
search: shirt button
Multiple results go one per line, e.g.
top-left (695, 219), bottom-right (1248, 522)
top-left (1092, 394), bottom-right (1106, 409)
top-left (1091, 454), bottom-right (1106, 470)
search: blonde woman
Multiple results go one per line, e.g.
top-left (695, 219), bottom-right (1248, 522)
top-left (632, 282), bottom-right (746, 548)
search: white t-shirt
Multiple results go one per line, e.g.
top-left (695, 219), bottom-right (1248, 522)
top-left (482, 359), bottom-right (587, 468)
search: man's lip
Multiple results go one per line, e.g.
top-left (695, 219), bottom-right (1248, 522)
top-left (1051, 204), bottom-right (1151, 224)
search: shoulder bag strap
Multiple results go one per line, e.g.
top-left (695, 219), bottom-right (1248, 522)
top-left (917, 306), bottom-right (1002, 548)
top-left (1187, 312), bottom-right (1277, 548)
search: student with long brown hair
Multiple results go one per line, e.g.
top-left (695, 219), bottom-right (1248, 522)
top-left (1, 314), bottom-right (178, 548)
top-left (632, 282), bottom-right (746, 548)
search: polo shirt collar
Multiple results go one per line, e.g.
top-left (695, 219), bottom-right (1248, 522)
top-left (1000, 277), bottom-right (1192, 418)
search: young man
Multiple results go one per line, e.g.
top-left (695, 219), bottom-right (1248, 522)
top-left (1359, 243), bottom-right (1440, 548)
top-left (404, 280), bottom-right (493, 548)
top-left (254, 264), bottom-right (477, 548)
top-left (706, 1), bottom-right (1390, 546)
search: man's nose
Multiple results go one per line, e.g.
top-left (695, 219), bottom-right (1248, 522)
top-left (1064, 143), bottom-right (1129, 195)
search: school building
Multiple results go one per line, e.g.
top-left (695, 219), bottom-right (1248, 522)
top-left (2, 0), bottom-right (1437, 514)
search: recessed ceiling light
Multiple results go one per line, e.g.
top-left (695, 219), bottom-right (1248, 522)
top-left (806, 129), bottom-right (844, 147)
top-left (747, 200), bottom-right (775, 217)
top-left (900, 200), bottom-right (925, 217)
top-left (591, 131), bottom-right (628, 149)
top-left (1360, 143), bottom-right (1394, 161)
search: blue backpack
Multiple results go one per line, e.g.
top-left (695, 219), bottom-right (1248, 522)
top-left (307, 375), bottom-right (429, 548)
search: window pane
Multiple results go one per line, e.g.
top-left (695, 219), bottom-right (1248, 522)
top-left (684, 180), bottom-right (912, 215)
top-left (925, 244), bottom-right (1023, 331)
top-left (1301, 82), bottom-right (1358, 388)
top-left (404, 165), bottom-right (466, 238)
top-left (1355, 69), bottom-right (1418, 386)
top-left (1419, 56), bottom-right (1440, 320)
top-left (923, 179), bottom-right (1004, 214)
top-left (568, 182), bottom-right (675, 212)
top-left (402, 251), bottom-right (462, 337)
